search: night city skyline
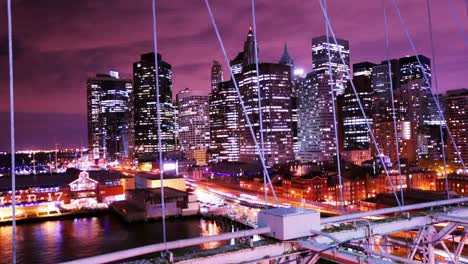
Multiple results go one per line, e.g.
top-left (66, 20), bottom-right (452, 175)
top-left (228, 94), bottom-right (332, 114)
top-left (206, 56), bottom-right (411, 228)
top-left (1, 1), bottom-right (468, 263)
top-left (0, 0), bottom-right (468, 151)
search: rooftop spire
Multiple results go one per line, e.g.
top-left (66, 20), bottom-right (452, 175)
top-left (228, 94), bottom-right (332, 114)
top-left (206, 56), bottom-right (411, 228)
top-left (279, 42), bottom-right (294, 66)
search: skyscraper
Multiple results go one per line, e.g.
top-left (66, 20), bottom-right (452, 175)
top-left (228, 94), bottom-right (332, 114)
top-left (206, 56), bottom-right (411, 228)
top-left (371, 55), bottom-right (437, 165)
top-left (297, 35), bottom-right (350, 162)
top-left (211, 60), bottom-right (223, 91)
top-left (399, 55), bottom-right (431, 85)
top-left (297, 72), bottom-right (322, 162)
top-left (133, 53), bottom-right (175, 161)
top-left (243, 26), bottom-right (256, 66)
top-left (176, 88), bottom-right (210, 163)
top-left (279, 44), bottom-right (299, 159)
top-left (343, 62), bottom-right (375, 150)
top-left (445, 89), bottom-right (468, 165)
top-left (311, 35), bottom-right (350, 95)
top-left (400, 79), bottom-right (432, 127)
top-left (371, 60), bottom-right (400, 124)
top-left (230, 27), bottom-right (259, 75)
top-left (209, 80), bottom-right (240, 162)
top-left (238, 63), bottom-right (294, 165)
top-left (87, 71), bottom-right (133, 161)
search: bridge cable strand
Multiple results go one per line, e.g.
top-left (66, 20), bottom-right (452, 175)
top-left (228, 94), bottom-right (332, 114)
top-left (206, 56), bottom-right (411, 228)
top-left (447, 0), bottom-right (468, 47)
top-left (390, 0), bottom-right (468, 176)
top-left (251, 0), bottom-right (269, 209)
top-left (204, 0), bottom-right (279, 206)
top-left (382, 0), bottom-right (405, 206)
top-left (318, 0), bottom-right (403, 209)
top-left (426, 0), bottom-right (449, 200)
top-left (151, 0), bottom-right (167, 248)
top-left (7, 0), bottom-right (16, 262)
top-left (322, 0), bottom-right (345, 214)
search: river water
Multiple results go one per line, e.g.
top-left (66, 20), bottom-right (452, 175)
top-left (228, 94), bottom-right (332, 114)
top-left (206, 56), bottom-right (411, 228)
top-left (0, 214), bottom-right (232, 264)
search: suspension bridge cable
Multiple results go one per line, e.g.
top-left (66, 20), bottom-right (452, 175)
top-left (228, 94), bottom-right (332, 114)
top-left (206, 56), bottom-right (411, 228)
top-left (382, 0), bottom-right (405, 206)
top-left (250, 0), bottom-right (268, 209)
top-left (7, 0), bottom-right (16, 262)
top-left (322, 0), bottom-right (344, 214)
top-left (151, 0), bottom-right (167, 248)
top-left (204, 0), bottom-right (279, 206)
top-left (318, 0), bottom-right (402, 209)
top-left (7, 3), bottom-right (17, 264)
top-left (390, 0), bottom-right (468, 176)
top-left (426, 0), bottom-right (449, 200)
top-left (447, 0), bottom-right (468, 47)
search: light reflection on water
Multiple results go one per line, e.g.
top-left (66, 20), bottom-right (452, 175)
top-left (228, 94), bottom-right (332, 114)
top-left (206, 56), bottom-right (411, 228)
top-left (200, 218), bottom-right (222, 250)
top-left (0, 214), bottom-right (236, 264)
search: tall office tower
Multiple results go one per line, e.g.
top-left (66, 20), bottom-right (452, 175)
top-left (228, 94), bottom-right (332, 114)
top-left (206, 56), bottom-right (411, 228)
top-left (343, 62), bottom-right (375, 150)
top-left (133, 52), bottom-right (175, 161)
top-left (173, 104), bottom-right (179, 150)
top-left (211, 60), bottom-right (223, 91)
top-left (445, 89), bottom-right (468, 165)
top-left (399, 79), bottom-right (437, 162)
top-left (400, 79), bottom-right (432, 126)
top-left (176, 88), bottom-right (210, 162)
top-left (371, 56), bottom-right (434, 165)
top-left (238, 63), bottom-right (294, 165)
top-left (297, 35), bottom-right (349, 162)
top-left (371, 60), bottom-right (405, 164)
top-left (230, 27), bottom-right (259, 75)
top-left (298, 72), bottom-right (339, 162)
top-left (399, 56), bottom-right (442, 161)
top-left (371, 60), bottom-right (401, 124)
top-left (311, 35), bottom-right (350, 95)
top-left (399, 55), bottom-right (431, 85)
top-left (243, 26), bottom-right (256, 66)
top-left (279, 44), bottom-right (299, 158)
top-left (297, 73), bottom-right (321, 162)
top-left (87, 71), bottom-right (133, 161)
top-left (209, 80), bottom-right (240, 162)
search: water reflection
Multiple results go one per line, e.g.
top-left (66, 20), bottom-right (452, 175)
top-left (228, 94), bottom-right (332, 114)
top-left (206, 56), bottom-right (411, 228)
top-left (200, 218), bottom-right (222, 250)
top-left (0, 214), bottom-right (232, 264)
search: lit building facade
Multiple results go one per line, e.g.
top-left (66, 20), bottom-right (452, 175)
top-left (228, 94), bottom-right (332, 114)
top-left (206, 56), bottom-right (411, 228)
top-left (437, 174), bottom-right (468, 196)
top-left (408, 171), bottom-right (437, 191)
top-left (399, 79), bottom-right (441, 160)
top-left (229, 27), bottom-right (257, 76)
top-left (209, 80), bottom-right (240, 162)
top-left (370, 56), bottom-right (437, 165)
top-left (372, 120), bottom-right (417, 165)
top-left (399, 55), bottom-right (431, 85)
top-left (343, 62), bottom-right (375, 151)
top-left (238, 63), bottom-right (294, 165)
top-left (311, 35), bottom-right (350, 95)
top-left (279, 43), bottom-right (299, 159)
top-left (87, 72), bottom-right (133, 161)
top-left (176, 88), bottom-right (210, 163)
top-left (445, 89), bottom-right (468, 165)
top-left (298, 72), bottom-right (333, 162)
top-left (371, 60), bottom-right (400, 124)
top-left (297, 35), bottom-right (350, 163)
top-left (211, 60), bottom-right (223, 91)
top-left (133, 53), bottom-right (175, 161)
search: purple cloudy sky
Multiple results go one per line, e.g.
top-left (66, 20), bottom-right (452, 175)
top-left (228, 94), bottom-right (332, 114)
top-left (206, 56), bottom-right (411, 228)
top-left (0, 0), bottom-right (467, 151)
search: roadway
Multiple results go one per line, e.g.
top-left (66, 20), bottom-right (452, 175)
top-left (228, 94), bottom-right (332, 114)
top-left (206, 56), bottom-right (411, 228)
top-left (186, 176), bottom-right (357, 216)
